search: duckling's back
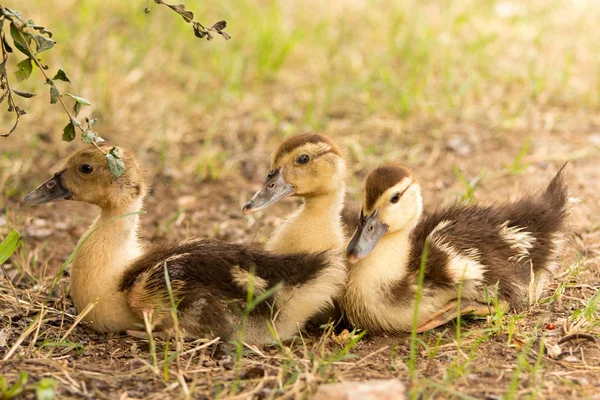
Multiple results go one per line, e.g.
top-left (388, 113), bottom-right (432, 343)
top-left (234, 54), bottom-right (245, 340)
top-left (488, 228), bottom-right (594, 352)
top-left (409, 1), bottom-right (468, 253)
top-left (119, 238), bottom-right (345, 343)
top-left (408, 166), bottom-right (570, 309)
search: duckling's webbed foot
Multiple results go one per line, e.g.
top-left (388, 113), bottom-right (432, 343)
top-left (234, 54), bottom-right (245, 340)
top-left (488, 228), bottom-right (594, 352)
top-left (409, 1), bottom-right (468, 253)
top-left (416, 300), bottom-right (495, 333)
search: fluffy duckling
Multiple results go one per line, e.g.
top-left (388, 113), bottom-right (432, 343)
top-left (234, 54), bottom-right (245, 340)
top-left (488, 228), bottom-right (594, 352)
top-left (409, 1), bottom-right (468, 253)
top-left (242, 133), bottom-right (350, 324)
top-left (344, 163), bottom-right (569, 334)
top-left (22, 145), bottom-right (344, 344)
top-left (242, 133), bottom-right (348, 254)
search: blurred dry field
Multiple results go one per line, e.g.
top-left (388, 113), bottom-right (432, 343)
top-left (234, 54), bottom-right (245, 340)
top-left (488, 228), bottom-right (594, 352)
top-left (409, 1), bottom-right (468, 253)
top-left (1, 0), bottom-right (600, 398)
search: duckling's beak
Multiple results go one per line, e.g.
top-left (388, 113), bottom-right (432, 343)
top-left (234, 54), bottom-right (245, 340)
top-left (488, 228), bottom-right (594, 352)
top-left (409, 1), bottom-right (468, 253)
top-left (243, 167), bottom-right (295, 215)
top-left (346, 209), bottom-right (388, 264)
top-left (20, 172), bottom-right (73, 207)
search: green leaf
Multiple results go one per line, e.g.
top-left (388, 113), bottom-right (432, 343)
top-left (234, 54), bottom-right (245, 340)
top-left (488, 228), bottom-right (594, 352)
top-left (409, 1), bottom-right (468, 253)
top-left (211, 20), bottom-right (227, 31)
top-left (64, 93), bottom-right (91, 105)
top-left (26, 20), bottom-right (53, 38)
top-left (166, 3), bottom-right (194, 22)
top-left (49, 82), bottom-right (59, 104)
top-left (62, 121), bottom-right (76, 142)
top-left (3, 8), bottom-right (26, 23)
top-left (193, 23), bottom-right (208, 39)
top-left (11, 89), bottom-right (36, 98)
top-left (5, 371), bottom-right (27, 398)
top-left (52, 69), bottom-right (71, 82)
top-left (106, 147), bottom-right (126, 177)
top-left (73, 101), bottom-right (81, 117)
top-left (10, 22), bottom-right (34, 58)
top-left (0, 230), bottom-right (21, 264)
top-left (15, 58), bottom-right (33, 82)
top-left (32, 34), bottom-right (55, 53)
top-left (36, 378), bottom-right (58, 400)
top-left (81, 130), bottom-right (104, 144)
top-left (2, 35), bottom-right (13, 53)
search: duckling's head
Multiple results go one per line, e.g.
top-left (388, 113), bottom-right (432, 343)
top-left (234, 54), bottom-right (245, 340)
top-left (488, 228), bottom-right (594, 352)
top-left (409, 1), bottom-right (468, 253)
top-left (22, 145), bottom-right (147, 210)
top-left (243, 133), bottom-right (346, 215)
top-left (346, 164), bottom-right (423, 263)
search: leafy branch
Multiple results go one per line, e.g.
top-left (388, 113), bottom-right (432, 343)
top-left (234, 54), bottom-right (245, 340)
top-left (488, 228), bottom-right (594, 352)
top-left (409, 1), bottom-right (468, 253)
top-left (1, 2), bottom-right (230, 177)
top-left (151, 0), bottom-right (230, 41)
top-left (0, 5), bottom-right (125, 176)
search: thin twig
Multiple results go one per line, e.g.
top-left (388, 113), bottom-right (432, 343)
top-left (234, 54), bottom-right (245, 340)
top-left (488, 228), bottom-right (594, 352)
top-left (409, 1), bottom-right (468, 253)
top-left (0, 29), bottom-right (19, 137)
top-left (14, 27), bottom-right (106, 154)
top-left (558, 333), bottom-right (597, 345)
top-left (3, 309), bottom-right (46, 360)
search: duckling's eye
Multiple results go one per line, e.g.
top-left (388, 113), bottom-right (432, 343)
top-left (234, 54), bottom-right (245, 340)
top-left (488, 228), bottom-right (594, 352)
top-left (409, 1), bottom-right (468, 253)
top-left (79, 164), bottom-right (94, 174)
top-left (296, 154), bottom-right (311, 165)
top-left (390, 193), bottom-right (400, 204)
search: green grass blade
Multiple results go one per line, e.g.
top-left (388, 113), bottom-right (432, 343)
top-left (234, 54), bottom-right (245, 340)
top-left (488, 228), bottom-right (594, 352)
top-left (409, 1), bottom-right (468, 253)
top-left (409, 239), bottom-right (430, 393)
top-left (0, 230), bottom-right (21, 265)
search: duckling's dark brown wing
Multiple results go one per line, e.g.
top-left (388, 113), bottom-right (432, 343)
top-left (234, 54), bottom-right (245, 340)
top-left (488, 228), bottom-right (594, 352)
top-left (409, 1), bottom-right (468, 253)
top-left (407, 205), bottom-right (527, 305)
top-left (404, 167), bottom-right (570, 309)
top-left (119, 239), bottom-right (336, 339)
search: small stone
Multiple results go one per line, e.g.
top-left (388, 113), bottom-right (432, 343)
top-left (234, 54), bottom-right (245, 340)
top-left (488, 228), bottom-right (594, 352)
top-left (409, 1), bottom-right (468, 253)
top-left (24, 218), bottom-right (53, 238)
top-left (446, 136), bottom-right (473, 156)
top-left (55, 221), bottom-right (69, 230)
top-left (547, 343), bottom-right (562, 359)
top-left (563, 355), bottom-right (579, 363)
top-left (177, 195), bottom-right (197, 209)
top-left (217, 355), bottom-right (234, 370)
top-left (466, 374), bottom-right (478, 381)
top-left (313, 379), bottom-right (406, 400)
top-left (484, 395), bottom-right (502, 400)
top-left (588, 133), bottom-right (600, 146)
top-left (570, 377), bottom-right (589, 386)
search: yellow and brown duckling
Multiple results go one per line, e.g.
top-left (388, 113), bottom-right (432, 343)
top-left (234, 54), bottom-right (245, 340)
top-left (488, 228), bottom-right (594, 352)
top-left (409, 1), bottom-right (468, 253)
top-left (344, 163), bottom-right (570, 334)
top-left (242, 133), bottom-right (351, 323)
top-left (243, 133), bottom-right (349, 254)
top-left (21, 145), bottom-right (344, 344)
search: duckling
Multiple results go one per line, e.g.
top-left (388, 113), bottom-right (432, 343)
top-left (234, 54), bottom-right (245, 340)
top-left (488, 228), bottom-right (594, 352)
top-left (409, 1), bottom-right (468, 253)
top-left (243, 133), bottom-right (348, 254)
top-left (242, 133), bottom-right (350, 324)
top-left (344, 163), bottom-right (569, 334)
top-left (21, 145), bottom-right (344, 344)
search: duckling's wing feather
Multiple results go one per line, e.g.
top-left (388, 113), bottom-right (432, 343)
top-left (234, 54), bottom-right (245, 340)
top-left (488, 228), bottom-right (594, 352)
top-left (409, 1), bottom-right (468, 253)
top-left (119, 239), bottom-right (337, 338)
top-left (407, 168), bottom-right (569, 308)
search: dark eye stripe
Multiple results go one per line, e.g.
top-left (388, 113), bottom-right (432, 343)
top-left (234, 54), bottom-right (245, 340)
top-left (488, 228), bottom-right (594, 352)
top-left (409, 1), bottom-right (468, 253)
top-left (393, 184), bottom-right (411, 202)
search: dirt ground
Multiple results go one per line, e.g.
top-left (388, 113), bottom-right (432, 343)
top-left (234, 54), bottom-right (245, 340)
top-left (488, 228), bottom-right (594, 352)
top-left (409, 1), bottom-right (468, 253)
top-left (2, 115), bottom-right (599, 399)
top-left (2, 0), bottom-right (600, 399)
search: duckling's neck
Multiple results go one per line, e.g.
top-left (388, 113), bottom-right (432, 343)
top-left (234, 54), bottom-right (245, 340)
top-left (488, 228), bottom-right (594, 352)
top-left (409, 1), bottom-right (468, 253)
top-left (70, 199), bottom-right (145, 332)
top-left (349, 229), bottom-right (412, 285)
top-left (267, 187), bottom-right (346, 253)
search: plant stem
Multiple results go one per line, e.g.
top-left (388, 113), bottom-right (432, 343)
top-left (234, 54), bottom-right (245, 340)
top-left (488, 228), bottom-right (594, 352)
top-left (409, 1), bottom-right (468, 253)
top-left (0, 29), bottom-right (19, 137)
top-left (14, 26), bottom-right (106, 154)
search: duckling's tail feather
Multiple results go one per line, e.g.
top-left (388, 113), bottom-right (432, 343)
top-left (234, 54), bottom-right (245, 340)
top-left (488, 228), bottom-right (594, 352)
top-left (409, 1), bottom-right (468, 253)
top-left (541, 162), bottom-right (569, 225)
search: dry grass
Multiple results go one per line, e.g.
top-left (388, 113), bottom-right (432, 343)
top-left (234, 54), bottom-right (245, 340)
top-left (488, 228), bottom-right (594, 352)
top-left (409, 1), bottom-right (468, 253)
top-left (1, 0), bottom-right (600, 398)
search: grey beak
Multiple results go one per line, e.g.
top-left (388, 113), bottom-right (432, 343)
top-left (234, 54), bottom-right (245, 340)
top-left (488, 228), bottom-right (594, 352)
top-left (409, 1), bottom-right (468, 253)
top-left (243, 167), bottom-right (295, 215)
top-left (21, 172), bottom-right (72, 207)
top-left (346, 209), bottom-right (388, 264)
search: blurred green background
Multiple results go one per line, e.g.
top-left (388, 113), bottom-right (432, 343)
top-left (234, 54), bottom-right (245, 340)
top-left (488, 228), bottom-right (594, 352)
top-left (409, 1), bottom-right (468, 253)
top-left (2, 0), bottom-right (600, 204)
